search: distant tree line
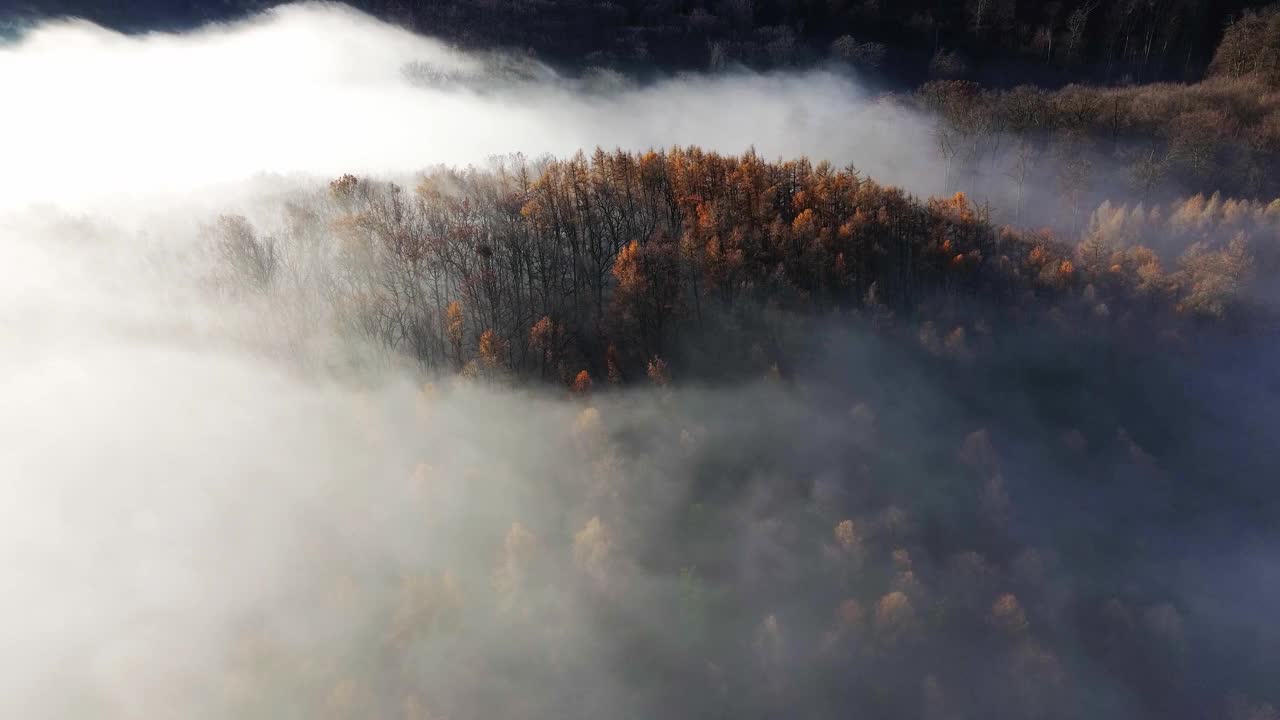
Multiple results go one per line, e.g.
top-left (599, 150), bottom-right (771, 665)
top-left (912, 49), bottom-right (1280, 219)
top-left (12, 0), bottom-right (1278, 85)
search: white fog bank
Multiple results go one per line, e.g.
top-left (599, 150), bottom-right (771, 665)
top-left (0, 2), bottom-right (936, 214)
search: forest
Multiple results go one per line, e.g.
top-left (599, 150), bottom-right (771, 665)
top-left (219, 148), bottom-right (1265, 382)
top-left (2, 2), bottom-right (1279, 720)
top-left (8, 0), bottom-right (1273, 84)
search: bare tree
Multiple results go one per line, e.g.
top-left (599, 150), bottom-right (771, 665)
top-left (1064, 1), bottom-right (1101, 65)
top-left (209, 214), bottom-right (277, 292)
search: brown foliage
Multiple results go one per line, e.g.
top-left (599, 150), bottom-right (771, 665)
top-left (230, 149), bottom-right (1259, 390)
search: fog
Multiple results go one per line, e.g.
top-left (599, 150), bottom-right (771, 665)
top-left (0, 1), bottom-right (940, 214)
top-left (2, 3), bottom-right (1279, 719)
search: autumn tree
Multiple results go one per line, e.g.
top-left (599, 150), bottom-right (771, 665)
top-left (573, 515), bottom-right (613, 592)
top-left (1175, 234), bottom-right (1252, 319)
top-left (528, 315), bottom-right (564, 381)
top-left (611, 234), bottom-right (681, 359)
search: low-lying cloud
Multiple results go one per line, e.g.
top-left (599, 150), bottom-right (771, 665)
top-left (0, 2), bottom-right (935, 213)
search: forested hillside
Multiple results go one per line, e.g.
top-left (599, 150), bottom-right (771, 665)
top-left (213, 148), bottom-right (1266, 385)
top-left (8, 0), bottom-right (1275, 83)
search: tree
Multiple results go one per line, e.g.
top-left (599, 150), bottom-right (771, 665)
top-left (1064, 2), bottom-right (1100, 65)
top-left (446, 300), bottom-right (465, 369)
top-left (529, 315), bottom-right (564, 381)
top-left (920, 81), bottom-right (983, 192)
top-left (1053, 131), bottom-right (1095, 236)
top-left (646, 355), bottom-right (669, 387)
top-left (478, 328), bottom-right (505, 374)
top-left (830, 35), bottom-right (886, 66)
top-left (1175, 234), bottom-right (1252, 319)
top-left (573, 516), bottom-right (613, 592)
top-left (873, 591), bottom-right (916, 646)
top-left (1209, 6), bottom-right (1280, 84)
top-left (990, 593), bottom-right (1030, 639)
top-left (1167, 109), bottom-right (1233, 185)
top-left (1130, 146), bottom-right (1169, 202)
top-left (1000, 86), bottom-right (1049, 223)
top-left (612, 234), bottom-right (681, 358)
top-left (967, 0), bottom-right (992, 34)
top-left (929, 48), bottom-right (969, 78)
top-left (494, 522), bottom-right (537, 611)
top-left (209, 214), bottom-right (276, 292)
